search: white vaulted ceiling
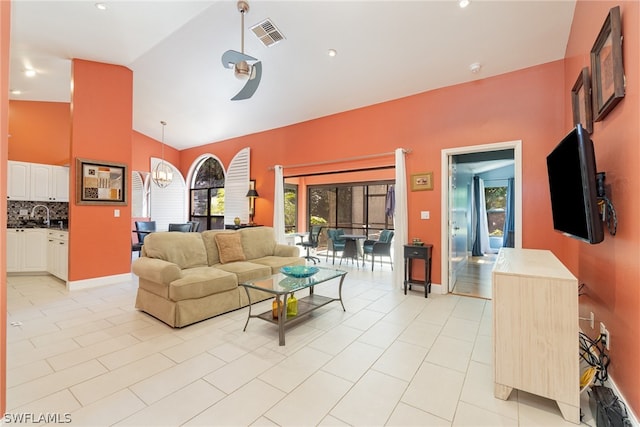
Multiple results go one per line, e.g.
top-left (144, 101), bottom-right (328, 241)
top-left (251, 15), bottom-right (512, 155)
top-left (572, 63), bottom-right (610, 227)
top-left (9, 0), bottom-right (576, 150)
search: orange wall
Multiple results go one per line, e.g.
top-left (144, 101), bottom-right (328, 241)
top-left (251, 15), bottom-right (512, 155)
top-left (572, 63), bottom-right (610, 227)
top-left (8, 100), bottom-right (70, 165)
top-left (68, 59), bottom-right (133, 281)
top-left (1, 0), bottom-right (10, 418)
top-left (564, 0), bottom-right (639, 414)
top-left (132, 130), bottom-right (179, 173)
top-left (180, 60), bottom-right (568, 287)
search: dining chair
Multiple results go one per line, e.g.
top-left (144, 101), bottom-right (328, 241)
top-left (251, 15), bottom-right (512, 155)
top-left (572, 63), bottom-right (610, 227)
top-left (133, 221), bottom-right (156, 255)
top-left (297, 225), bottom-right (323, 264)
top-left (168, 223), bottom-right (192, 232)
top-left (326, 228), bottom-right (346, 264)
top-left (187, 221), bottom-right (200, 232)
top-left (363, 230), bottom-right (394, 271)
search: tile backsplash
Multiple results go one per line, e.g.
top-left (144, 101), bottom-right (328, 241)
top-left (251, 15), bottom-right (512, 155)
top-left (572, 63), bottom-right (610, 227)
top-left (7, 201), bottom-right (69, 228)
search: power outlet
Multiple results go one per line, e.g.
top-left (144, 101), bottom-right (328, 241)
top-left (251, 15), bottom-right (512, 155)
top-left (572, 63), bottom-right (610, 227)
top-left (600, 322), bottom-right (610, 350)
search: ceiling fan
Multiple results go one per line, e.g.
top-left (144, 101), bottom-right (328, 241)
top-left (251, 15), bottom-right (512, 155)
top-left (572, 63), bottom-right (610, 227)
top-left (221, 0), bottom-right (262, 101)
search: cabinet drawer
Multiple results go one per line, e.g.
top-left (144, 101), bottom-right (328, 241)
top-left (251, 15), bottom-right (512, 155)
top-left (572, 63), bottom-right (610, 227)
top-left (404, 246), bottom-right (428, 258)
top-left (48, 230), bottom-right (69, 241)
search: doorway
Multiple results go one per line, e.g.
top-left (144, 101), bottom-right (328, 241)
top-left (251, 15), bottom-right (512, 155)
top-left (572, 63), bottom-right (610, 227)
top-left (440, 141), bottom-right (523, 298)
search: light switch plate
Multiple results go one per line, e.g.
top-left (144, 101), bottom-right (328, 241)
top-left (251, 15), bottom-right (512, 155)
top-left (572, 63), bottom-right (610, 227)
top-left (420, 211), bottom-right (430, 220)
top-left (114, 209), bottom-right (120, 218)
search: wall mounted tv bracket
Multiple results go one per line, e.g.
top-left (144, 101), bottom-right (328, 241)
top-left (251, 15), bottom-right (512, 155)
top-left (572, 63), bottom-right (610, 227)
top-left (596, 172), bottom-right (617, 236)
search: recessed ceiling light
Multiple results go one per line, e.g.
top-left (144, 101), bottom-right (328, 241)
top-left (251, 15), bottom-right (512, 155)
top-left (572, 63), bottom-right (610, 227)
top-left (469, 62), bottom-right (482, 73)
top-left (328, 49), bottom-right (337, 57)
top-left (95, 3), bottom-right (107, 11)
top-left (459, 0), bottom-right (470, 8)
top-left (24, 69), bottom-right (36, 78)
top-left (10, 89), bottom-right (21, 95)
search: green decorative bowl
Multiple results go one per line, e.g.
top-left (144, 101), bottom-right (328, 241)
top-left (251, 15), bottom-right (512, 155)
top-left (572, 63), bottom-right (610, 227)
top-left (280, 265), bottom-right (319, 278)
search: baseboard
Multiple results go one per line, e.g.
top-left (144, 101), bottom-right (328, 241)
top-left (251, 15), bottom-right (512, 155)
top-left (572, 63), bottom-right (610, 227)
top-left (67, 273), bottom-right (133, 291)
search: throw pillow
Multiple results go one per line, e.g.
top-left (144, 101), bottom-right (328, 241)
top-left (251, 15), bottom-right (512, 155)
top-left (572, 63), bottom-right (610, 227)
top-left (215, 233), bottom-right (246, 264)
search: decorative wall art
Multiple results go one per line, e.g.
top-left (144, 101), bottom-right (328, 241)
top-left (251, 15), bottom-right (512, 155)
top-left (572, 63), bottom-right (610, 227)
top-left (571, 67), bottom-right (594, 134)
top-left (590, 5), bottom-right (625, 122)
top-left (411, 172), bottom-right (434, 191)
top-left (76, 158), bottom-right (127, 205)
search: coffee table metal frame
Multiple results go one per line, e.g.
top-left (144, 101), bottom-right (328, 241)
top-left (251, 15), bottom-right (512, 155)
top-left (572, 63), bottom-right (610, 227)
top-left (240, 267), bottom-right (347, 345)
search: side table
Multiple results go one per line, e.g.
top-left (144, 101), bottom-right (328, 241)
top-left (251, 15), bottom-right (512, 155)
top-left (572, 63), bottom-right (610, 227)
top-left (403, 244), bottom-right (433, 298)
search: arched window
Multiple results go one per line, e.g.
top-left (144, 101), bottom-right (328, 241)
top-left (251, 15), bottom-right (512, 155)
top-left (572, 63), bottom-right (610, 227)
top-left (190, 157), bottom-right (225, 230)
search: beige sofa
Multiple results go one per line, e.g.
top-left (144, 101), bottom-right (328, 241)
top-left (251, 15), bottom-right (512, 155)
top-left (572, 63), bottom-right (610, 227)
top-left (132, 226), bottom-right (304, 327)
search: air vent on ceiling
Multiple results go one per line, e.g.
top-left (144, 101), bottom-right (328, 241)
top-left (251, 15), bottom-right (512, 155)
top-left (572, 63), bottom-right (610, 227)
top-left (250, 18), bottom-right (285, 47)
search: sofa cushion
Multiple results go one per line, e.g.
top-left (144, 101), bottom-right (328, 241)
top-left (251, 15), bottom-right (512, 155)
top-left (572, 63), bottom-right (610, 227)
top-left (239, 227), bottom-right (277, 260)
top-left (214, 261), bottom-right (271, 284)
top-left (169, 267), bottom-right (237, 302)
top-left (143, 232), bottom-right (208, 269)
top-left (215, 232), bottom-right (246, 264)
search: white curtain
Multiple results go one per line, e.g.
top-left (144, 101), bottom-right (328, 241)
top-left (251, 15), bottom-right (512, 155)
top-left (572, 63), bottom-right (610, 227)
top-left (471, 177), bottom-right (491, 255)
top-left (273, 165), bottom-right (286, 244)
top-left (393, 149), bottom-right (408, 289)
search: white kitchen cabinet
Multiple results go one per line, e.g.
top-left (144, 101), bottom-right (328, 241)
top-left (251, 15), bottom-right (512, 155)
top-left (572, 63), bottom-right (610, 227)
top-left (7, 161), bottom-right (30, 200)
top-left (8, 161), bottom-right (69, 202)
top-left (51, 165), bottom-right (70, 201)
top-left (7, 228), bottom-right (48, 272)
top-left (47, 230), bottom-right (68, 281)
top-left (492, 248), bottom-right (579, 424)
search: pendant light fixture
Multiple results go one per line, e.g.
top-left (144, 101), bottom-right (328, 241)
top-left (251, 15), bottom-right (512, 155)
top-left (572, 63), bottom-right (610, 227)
top-left (152, 120), bottom-right (173, 188)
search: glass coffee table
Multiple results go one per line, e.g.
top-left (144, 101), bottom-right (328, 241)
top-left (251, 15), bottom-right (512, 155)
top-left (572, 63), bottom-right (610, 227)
top-left (240, 267), bottom-right (348, 345)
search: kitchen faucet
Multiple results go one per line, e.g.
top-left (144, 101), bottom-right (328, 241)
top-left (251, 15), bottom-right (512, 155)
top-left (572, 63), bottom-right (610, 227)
top-left (31, 204), bottom-right (50, 227)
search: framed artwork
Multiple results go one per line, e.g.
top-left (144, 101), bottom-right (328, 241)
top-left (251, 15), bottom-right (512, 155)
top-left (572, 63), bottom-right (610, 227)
top-left (590, 5), bottom-right (625, 122)
top-left (571, 67), bottom-right (593, 134)
top-left (411, 172), bottom-right (434, 191)
top-left (76, 158), bottom-right (127, 205)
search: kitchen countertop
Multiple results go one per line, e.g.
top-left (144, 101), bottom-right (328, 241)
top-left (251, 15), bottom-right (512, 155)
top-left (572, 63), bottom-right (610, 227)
top-left (7, 225), bottom-right (69, 231)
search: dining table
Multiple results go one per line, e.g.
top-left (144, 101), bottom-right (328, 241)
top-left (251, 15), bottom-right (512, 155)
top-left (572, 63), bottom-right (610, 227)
top-left (340, 234), bottom-right (367, 268)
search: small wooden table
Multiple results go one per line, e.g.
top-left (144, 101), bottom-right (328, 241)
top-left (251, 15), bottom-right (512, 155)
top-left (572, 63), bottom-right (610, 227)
top-left (403, 244), bottom-right (433, 297)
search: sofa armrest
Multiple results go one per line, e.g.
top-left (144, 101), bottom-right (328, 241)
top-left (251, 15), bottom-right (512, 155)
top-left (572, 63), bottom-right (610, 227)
top-left (132, 257), bottom-right (182, 285)
top-left (274, 244), bottom-right (300, 257)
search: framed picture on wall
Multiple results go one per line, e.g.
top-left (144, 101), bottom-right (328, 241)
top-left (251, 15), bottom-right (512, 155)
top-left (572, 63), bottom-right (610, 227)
top-left (76, 158), bottom-right (127, 205)
top-left (411, 172), bottom-right (434, 191)
top-left (590, 5), bottom-right (625, 122)
top-left (571, 67), bottom-right (593, 134)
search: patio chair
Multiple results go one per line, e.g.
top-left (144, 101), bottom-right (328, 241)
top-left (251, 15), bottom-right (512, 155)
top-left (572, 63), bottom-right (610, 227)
top-left (363, 230), bottom-right (394, 271)
top-left (326, 228), bottom-right (346, 265)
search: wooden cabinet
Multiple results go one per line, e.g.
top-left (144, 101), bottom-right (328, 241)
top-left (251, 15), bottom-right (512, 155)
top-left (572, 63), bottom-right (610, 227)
top-left (47, 230), bottom-right (68, 281)
top-left (50, 165), bottom-right (70, 201)
top-left (7, 228), bottom-right (48, 273)
top-left (7, 161), bottom-right (30, 200)
top-left (403, 244), bottom-right (433, 297)
top-left (8, 161), bottom-right (69, 202)
top-left (492, 248), bottom-right (579, 424)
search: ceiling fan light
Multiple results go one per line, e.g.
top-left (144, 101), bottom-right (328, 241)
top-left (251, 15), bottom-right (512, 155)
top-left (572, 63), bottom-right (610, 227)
top-left (234, 60), bottom-right (252, 80)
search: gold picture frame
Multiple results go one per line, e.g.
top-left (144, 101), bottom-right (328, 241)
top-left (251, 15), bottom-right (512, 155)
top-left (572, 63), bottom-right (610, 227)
top-left (411, 172), bottom-right (434, 191)
top-left (571, 67), bottom-right (593, 134)
top-left (76, 158), bottom-right (127, 205)
top-left (590, 5), bottom-right (625, 122)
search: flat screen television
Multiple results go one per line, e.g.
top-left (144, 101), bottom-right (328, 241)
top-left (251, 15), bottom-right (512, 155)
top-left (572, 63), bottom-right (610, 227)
top-left (546, 124), bottom-right (604, 244)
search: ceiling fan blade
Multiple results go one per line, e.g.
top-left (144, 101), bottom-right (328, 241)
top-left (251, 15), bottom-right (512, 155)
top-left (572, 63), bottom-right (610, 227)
top-left (231, 61), bottom-right (262, 101)
top-left (221, 49), bottom-right (257, 69)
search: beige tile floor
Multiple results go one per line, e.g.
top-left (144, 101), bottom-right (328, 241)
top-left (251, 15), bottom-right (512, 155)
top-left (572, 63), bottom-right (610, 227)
top-left (6, 262), bottom-right (594, 426)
